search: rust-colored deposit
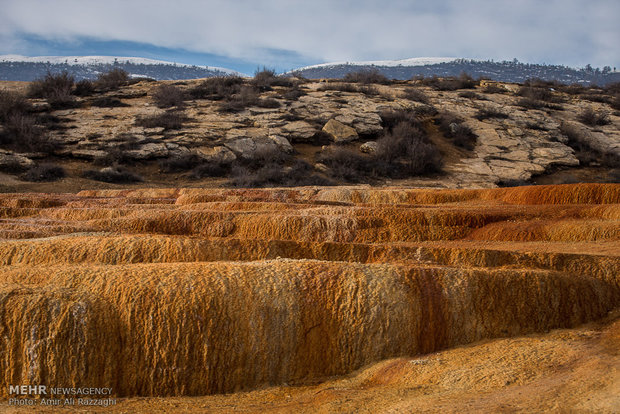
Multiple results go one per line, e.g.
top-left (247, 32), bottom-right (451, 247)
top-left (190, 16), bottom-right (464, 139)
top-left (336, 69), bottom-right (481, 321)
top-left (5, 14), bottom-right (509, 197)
top-left (0, 183), bottom-right (618, 412)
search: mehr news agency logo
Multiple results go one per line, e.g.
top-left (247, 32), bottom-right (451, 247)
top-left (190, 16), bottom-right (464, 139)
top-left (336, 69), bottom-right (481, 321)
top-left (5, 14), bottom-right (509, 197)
top-left (8, 384), bottom-right (116, 407)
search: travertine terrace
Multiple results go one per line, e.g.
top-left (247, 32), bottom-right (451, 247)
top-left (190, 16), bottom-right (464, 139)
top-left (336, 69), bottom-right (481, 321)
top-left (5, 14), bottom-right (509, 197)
top-left (0, 183), bottom-right (618, 412)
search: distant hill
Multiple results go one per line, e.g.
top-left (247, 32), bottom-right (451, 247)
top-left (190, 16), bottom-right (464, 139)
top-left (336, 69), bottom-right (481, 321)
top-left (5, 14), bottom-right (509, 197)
top-left (290, 58), bottom-right (620, 85)
top-left (0, 55), bottom-right (244, 81)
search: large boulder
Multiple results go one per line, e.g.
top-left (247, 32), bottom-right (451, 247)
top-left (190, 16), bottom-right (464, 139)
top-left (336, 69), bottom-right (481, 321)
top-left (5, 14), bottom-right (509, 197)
top-left (322, 119), bottom-right (358, 143)
top-left (278, 121), bottom-right (317, 142)
top-left (269, 135), bottom-right (294, 153)
top-left (194, 146), bottom-right (237, 164)
top-left (126, 143), bottom-right (169, 160)
top-left (224, 138), bottom-right (281, 160)
top-left (360, 141), bottom-right (378, 154)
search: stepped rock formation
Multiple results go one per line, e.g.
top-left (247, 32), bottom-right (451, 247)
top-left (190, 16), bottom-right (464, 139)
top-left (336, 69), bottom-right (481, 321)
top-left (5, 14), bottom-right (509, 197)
top-left (0, 183), bottom-right (618, 412)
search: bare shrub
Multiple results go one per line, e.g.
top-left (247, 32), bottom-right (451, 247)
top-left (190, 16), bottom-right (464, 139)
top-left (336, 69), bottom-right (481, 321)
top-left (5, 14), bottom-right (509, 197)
top-left (21, 163), bottom-right (65, 182)
top-left (28, 72), bottom-right (76, 108)
top-left (413, 105), bottom-right (438, 117)
top-left (218, 86), bottom-right (259, 112)
top-left (380, 108), bottom-right (422, 130)
top-left (343, 70), bottom-right (390, 85)
top-left (252, 68), bottom-right (294, 90)
top-left (437, 113), bottom-right (477, 150)
top-left (135, 111), bottom-right (186, 130)
top-left (73, 79), bottom-right (95, 96)
top-left (517, 98), bottom-right (545, 109)
top-left (316, 147), bottom-right (370, 182)
top-left (475, 107), bottom-right (509, 120)
top-left (91, 97), bottom-right (130, 108)
top-left (96, 69), bottom-right (129, 91)
top-left (0, 90), bottom-right (31, 122)
top-left (83, 165), bottom-right (143, 183)
top-left (256, 98), bottom-right (281, 108)
top-left (159, 153), bottom-right (203, 173)
top-left (483, 84), bottom-right (508, 94)
top-left (417, 73), bottom-right (478, 91)
top-left (318, 83), bottom-right (359, 93)
top-left (403, 88), bottom-right (429, 103)
top-left (190, 162), bottom-right (230, 179)
top-left (459, 91), bottom-right (486, 100)
top-left (560, 122), bottom-right (619, 167)
top-left (0, 113), bottom-right (52, 152)
top-left (152, 84), bottom-right (186, 108)
top-left (189, 76), bottom-right (244, 100)
top-left (231, 160), bottom-right (332, 187)
top-left (375, 122), bottom-right (442, 176)
top-left (282, 86), bottom-right (307, 100)
top-left (577, 107), bottom-right (610, 126)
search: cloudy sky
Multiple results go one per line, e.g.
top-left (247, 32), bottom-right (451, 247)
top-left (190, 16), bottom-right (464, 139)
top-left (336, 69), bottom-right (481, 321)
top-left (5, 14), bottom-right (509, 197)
top-left (1, 0), bottom-right (618, 74)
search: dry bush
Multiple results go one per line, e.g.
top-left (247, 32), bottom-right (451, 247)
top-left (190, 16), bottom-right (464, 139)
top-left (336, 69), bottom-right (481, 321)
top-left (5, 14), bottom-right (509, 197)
top-left (483, 84), bottom-right (508, 94)
top-left (231, 160), bottom-right (331, 188)
top-left (403, 88), bottom-right (429, 103)
top-left (380, 108), bottom-right (421, 130)
top-left (189, 76), bottom-right (244, 100)
top-left (417, 73), bottom-right (478, 91)
top-left (21, 163), bottom-right (66, 182)
top-left (190, 162), bottom-right (230, 179)
top-left (256, 98), bottom-right (281, 108)
top-left (135, 110), bottom-right (186, 130)
top-left (0, 90), bottom-right (32, 122)
top-left (159, 153), bottom-right (203, 173)
top-left (0, 113), bottom-right (52, 152)
top-left (577, 107), bottom-right (610, 126)
top-left (343, 70), bottom-right (390, 84)
top-left (96, 69), bottom-right (129, 91)
top-left (252, 68), bottom-right (294, 90)
top-left (318, 83), bottom-right (358, 93)
top-left (581, 93), bottom-right (612, 104)
top-left (83, 165), bottom-right (143, 183)
top-left (28, 72), bottom-right (76, 108)
top-left (282, 85), bottom-right (307, 100)
top-left (560, 122), bottom-right (618, 167)
top-left (437, 113), bottom-right (477, 150)
top-left (459, 91), bottom-right (486, 100)
top-left (475, 107), bottom-right (509, 120)
top-left (218, 86), bottom-right (259, 112)
top-left (517, 98), bottom-right (545, 110)
top-left (73, 79), bottom-right (95, 96)
top-left (316, 147), bottom-right (370, 182)
top-left (413, 105), bottom-right (438, 117)
top-left (91, 97), bottom-right (130, 108)
top-left (611, 95), bottom-right (620, 111)
top-left (375, 122), bottom-right (442, 176)
top-left (152, 84), bottom-right (186, 108)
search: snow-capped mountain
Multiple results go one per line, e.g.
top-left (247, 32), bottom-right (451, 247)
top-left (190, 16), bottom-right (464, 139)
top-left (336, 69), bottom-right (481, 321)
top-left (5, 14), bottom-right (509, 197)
top-left (0, 55), bottom-right (245, 81)
top-left (289, 57), bottom-right (619, 85)
top-left (294, 57), bottom-right (458, 72)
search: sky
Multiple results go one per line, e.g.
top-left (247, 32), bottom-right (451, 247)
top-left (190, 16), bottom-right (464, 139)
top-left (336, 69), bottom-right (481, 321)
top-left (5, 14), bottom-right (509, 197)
top-left (0, 0), bottom-right (618, 74)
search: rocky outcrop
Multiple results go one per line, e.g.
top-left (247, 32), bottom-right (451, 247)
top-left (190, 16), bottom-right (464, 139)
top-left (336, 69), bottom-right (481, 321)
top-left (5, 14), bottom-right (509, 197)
top-left (0, 150), bottom-right (35, 170)
top-left (360, 141), bottom-right (378, 153)
top-left (322, 119), bottom-right (358, 143)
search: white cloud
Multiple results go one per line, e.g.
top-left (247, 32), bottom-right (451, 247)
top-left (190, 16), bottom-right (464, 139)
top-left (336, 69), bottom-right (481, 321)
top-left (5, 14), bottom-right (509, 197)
top-left (0, 0), bottom-right (618, 67)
